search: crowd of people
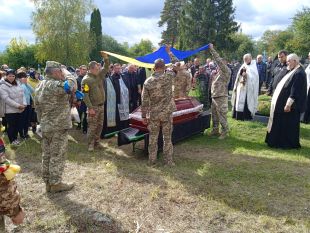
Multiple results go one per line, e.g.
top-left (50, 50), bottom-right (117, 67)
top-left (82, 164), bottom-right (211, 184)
top-left (231, 51), bottom-right (310, 149)
top-left (0, 48), bottom-right (309, 148)
top-left (0, 66), bottom-right (42, 146)
top-left (1, 44), bottom-right (310, 228)
top-left (0, 48), bottom-right (309, 149)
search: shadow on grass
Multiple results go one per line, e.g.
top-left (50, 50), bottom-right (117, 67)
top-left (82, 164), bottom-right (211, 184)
top-left (99, 145), bottom-right (310, 223)
top-left (13, 136), bottom-right (127, 233)
top-left (13, 132), bottom-right (161, 186)
top-left (77, 131), bottom-right (310, 223)
top-left (47, 194), bottom-right (127, 233)
top-left (13, 129), bottom-right (310, 226)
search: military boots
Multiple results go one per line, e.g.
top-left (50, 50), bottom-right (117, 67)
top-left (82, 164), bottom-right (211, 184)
top-left (47, 182), bottom-right (75, 193)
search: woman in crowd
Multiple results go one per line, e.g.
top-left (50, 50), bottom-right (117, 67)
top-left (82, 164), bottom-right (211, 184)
top-left (17, 71), bottom-right (34, 139)
top-left (0, 70), bottom-right (7, 132)
top-left (0, 69), bottom-right (25, 145)
top-left (27, 70), bottom-right (41, 133)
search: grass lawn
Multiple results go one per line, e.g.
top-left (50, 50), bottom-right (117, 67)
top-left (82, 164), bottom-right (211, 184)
top-left (3, 116), bottom-right (310, 233)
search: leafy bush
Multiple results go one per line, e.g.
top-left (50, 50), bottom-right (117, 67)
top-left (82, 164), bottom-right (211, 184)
top-left (258, 95), bottom-right (272, 102)
top-left (257, 95), bottom-right (272, 116)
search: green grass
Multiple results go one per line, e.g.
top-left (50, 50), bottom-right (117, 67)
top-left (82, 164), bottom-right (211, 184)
top-left (176, 116), bottom-right (310, 221)
top-left (185, 116), bottom-right (310, 162)
top-left (3, 116), bottom-right (310, 232)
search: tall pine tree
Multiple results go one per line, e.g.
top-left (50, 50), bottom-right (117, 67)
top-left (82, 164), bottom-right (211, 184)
top-left (158, 0), bottom-right (186, 46)
top-left (89, 8), bottom-right (103, 61)
top-left (178, 0), bottom-right (239, 52)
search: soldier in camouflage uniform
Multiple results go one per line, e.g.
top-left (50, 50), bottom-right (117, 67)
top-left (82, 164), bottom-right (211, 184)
top-left (81, 53), bottom-right (110, 152)
top-left (173, 62), bottom-right (192, 98)
top-left (209, 44), bottom-right (231, 139)
top-left (34, 61), bottom-right (77, 193)
top-left (141, 46), bottom-right (178, 166)
top-left (0, 139), bottom-right (24, 230)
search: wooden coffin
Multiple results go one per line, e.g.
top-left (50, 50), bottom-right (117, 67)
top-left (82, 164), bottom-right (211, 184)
top-left (129, 97), bottom-right (204, 132)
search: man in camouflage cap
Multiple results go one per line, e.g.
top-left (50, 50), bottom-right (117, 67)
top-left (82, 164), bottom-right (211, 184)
top-left (34, 60), bottom-right (76, 193)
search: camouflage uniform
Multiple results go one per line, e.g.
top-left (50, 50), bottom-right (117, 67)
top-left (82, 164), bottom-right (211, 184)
top-left (174, 68), bottom-right (191, 98)
top-left (82, 59), bottom-right (109, 149)
top-left (141, 55), bottom-right (178, 164)
top-left (0, 154), bottom-right (21, 226)
top-left (34, 61), bottom-right (75, 186)
top-left (209, 48), bottom-right (231, 135)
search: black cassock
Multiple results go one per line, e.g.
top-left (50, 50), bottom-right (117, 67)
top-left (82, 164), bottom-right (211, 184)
top-left (101, 74), bottom-right (129, 138)
top-left (265, 66), bottom-right (307, 149)
top-left (302, 86), bottom-right (310, 123)
top-left (232, 96), bottom-right (253, 121)
top-left (122, 71), bottom-right (140, 113)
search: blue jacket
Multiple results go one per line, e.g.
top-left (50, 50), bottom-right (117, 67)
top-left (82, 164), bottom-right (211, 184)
top-left (256, 62), bottom-right (267, 82)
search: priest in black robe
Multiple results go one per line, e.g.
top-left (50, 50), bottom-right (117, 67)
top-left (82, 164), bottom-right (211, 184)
top-left (101, 63), bottom-right (129, 138)
top-left (122, 64), bottom-right (141, 113)
top-left (110, 64), bottom-right (129, 131)
top-left (265, 54), bottom-right (307, 149)
top-left (137, 67), bottom-right (147, 87)
top-left (301, 52), bottom-right (310, 123)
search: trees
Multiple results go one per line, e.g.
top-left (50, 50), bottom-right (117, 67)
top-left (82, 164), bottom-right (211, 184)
top-left (255, 8), bottom-right (310, 59)
top-left (229, 33), bottom-right (255, 61)
top-left (178, 0), bottom-right (239, 52)
top-left (159, 1), bottom-right (308, 61)
top-left (0, 38), bottom-right (39, 69)
top-left (255, 30), bottom-right (293, 57)
top-left (290, 7), bottom-right (310, 58)
top-left (101, 34), bottom-right (129, 56)
top-left (100, 37), bottom-right (154, 63)
top-left (32, 0), bottom-right (94, 66)
top-left (89, 8), bottom-right (103, 62)
top-left (101, 34), bottom-right (130, 63)
top-left (128, 39), bottom-right (154, 57)
top-left (0, 53), bottom-right (6, 66)
top-left (158, 0), bottom-right (186, 46)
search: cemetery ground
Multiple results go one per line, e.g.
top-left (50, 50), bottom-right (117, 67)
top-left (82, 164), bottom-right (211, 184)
top-left (3, 116), bottom-right (310, 233)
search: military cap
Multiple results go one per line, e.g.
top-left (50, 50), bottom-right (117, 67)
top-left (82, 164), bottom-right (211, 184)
top-left (45, 61), bottom-right (62, 69)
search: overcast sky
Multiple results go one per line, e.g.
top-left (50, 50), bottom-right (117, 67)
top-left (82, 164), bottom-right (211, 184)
top-left (0, 0), bottom-right (310, 51)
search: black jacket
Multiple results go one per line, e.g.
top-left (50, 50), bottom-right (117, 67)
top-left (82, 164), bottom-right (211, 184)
top-left (268, 63), bottom-right (289, 95)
